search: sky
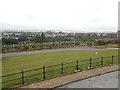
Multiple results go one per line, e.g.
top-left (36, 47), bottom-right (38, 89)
top-left (0, 0), bottom-right (119, 32)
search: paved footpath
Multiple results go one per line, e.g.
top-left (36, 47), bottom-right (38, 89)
top-left (58, 70), bottom-right (118, 88)
top-left (2, 47), bottom-right (118, 57)
top-left (19, 64), bottom-right (118, 89)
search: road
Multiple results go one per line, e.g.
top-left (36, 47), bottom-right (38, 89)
top-left (2, 47), bottom-right (118, 57)
top-left (58, 71), bottom-right (118, 88)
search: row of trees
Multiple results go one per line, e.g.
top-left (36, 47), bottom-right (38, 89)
top-left (2, 32), bottom-right (118, 45)
top-left (2, 33), bottom-right (67, 45)
top-left (96, 40), bottom-right (119, 45)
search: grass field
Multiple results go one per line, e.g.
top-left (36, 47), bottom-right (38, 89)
top-left (3, 49), bottom-right (118, 75)
top-left (2, 49), bottom-right (118, 88)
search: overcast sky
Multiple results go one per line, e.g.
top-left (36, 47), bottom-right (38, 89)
top-left (0, 0), bottom-right (119, 32)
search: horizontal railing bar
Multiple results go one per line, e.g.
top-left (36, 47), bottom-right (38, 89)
top-left (45, 68), bottom-right (61, 73)
top-left (46, 64), bottom-right (61, 68)
top-left (103, 56), bottom-right (112, 59)
top-left (63, 65), bottom-right (76, 69)
top-left (78, 63), bottom-right (90, 66)
top-left (104, 59), bottom-right (111, 61)
top-left (92, 61), bottom-right (101, 64)
top-left (64, 61), bottom-right (76, 65)
top-left (114, 55), bottom-right (118, 57)
top-left (1, 77), bottom-right (22, 84)
top-left (92, 58), bottom-right (100, 60)
top-left (78, 59), bottom-right (89, 62)
top-left (45, 70), bottom-right (57, 74)
top-left (24, 67), bottom-right (43, 73)
top-left (1, 72), bottom-right (21, 78)
top-left (103, 60), bottom-right (111, 62)
top-left (103, 55), bottom-right (118, 58)
top-left (24, 72), bottom-right (43, 78)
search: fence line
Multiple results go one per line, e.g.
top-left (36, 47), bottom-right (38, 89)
top-left (1, 55), bottom-right (119, 88)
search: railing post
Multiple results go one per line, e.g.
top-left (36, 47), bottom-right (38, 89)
top-left (21, 70), bottom-right (24, 84)
top-left (76, 60), bottom-right (78, 70)
top-left (61, 63), bottom-right (64, 74)
top-left (101, 57), bottom-right (103, 66)
top-left (111, 55), bottom-right (114, 64)
top-left (90, 58), bottom-right (92, 69)
top-left (43, 66), bottom-right (46, 79)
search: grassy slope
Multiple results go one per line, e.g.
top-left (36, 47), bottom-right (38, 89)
top-left (2, 49), bottom-right (118, 75)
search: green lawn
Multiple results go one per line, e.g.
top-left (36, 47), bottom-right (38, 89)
top-left (2, 49), bottom-right (118, 88)
top-left (3, 49), bottom-right (118, 75)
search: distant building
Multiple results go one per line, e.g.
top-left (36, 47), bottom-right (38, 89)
top-left (14, 33), bottom-right (22, 36)
top-left (2, 32), bottom-right (13, 36)
top-left (117, 30), bottom-right (120, 39)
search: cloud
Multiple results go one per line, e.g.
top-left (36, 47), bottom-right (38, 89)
top-left (0, 0), bottom-right (119, 32)
top-left (24, 15), bottom-right (39, 19)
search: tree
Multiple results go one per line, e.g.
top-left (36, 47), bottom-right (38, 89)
top-left (34, 34), bottom-right (41, 43)
top-left (96, 40), bottom-right (106, 45)
top-left (2, 38), bottom-right (19, 45)
top-left (34, 33), bottom-right (46, 43)
top-left (41, 32), bottom-right (46, 43)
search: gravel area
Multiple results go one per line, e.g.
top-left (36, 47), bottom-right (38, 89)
top-left (2, 47), bottom-right (118, 57)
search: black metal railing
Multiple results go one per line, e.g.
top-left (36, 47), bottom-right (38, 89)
top-left (1, 55), bottom-right (119, 88)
